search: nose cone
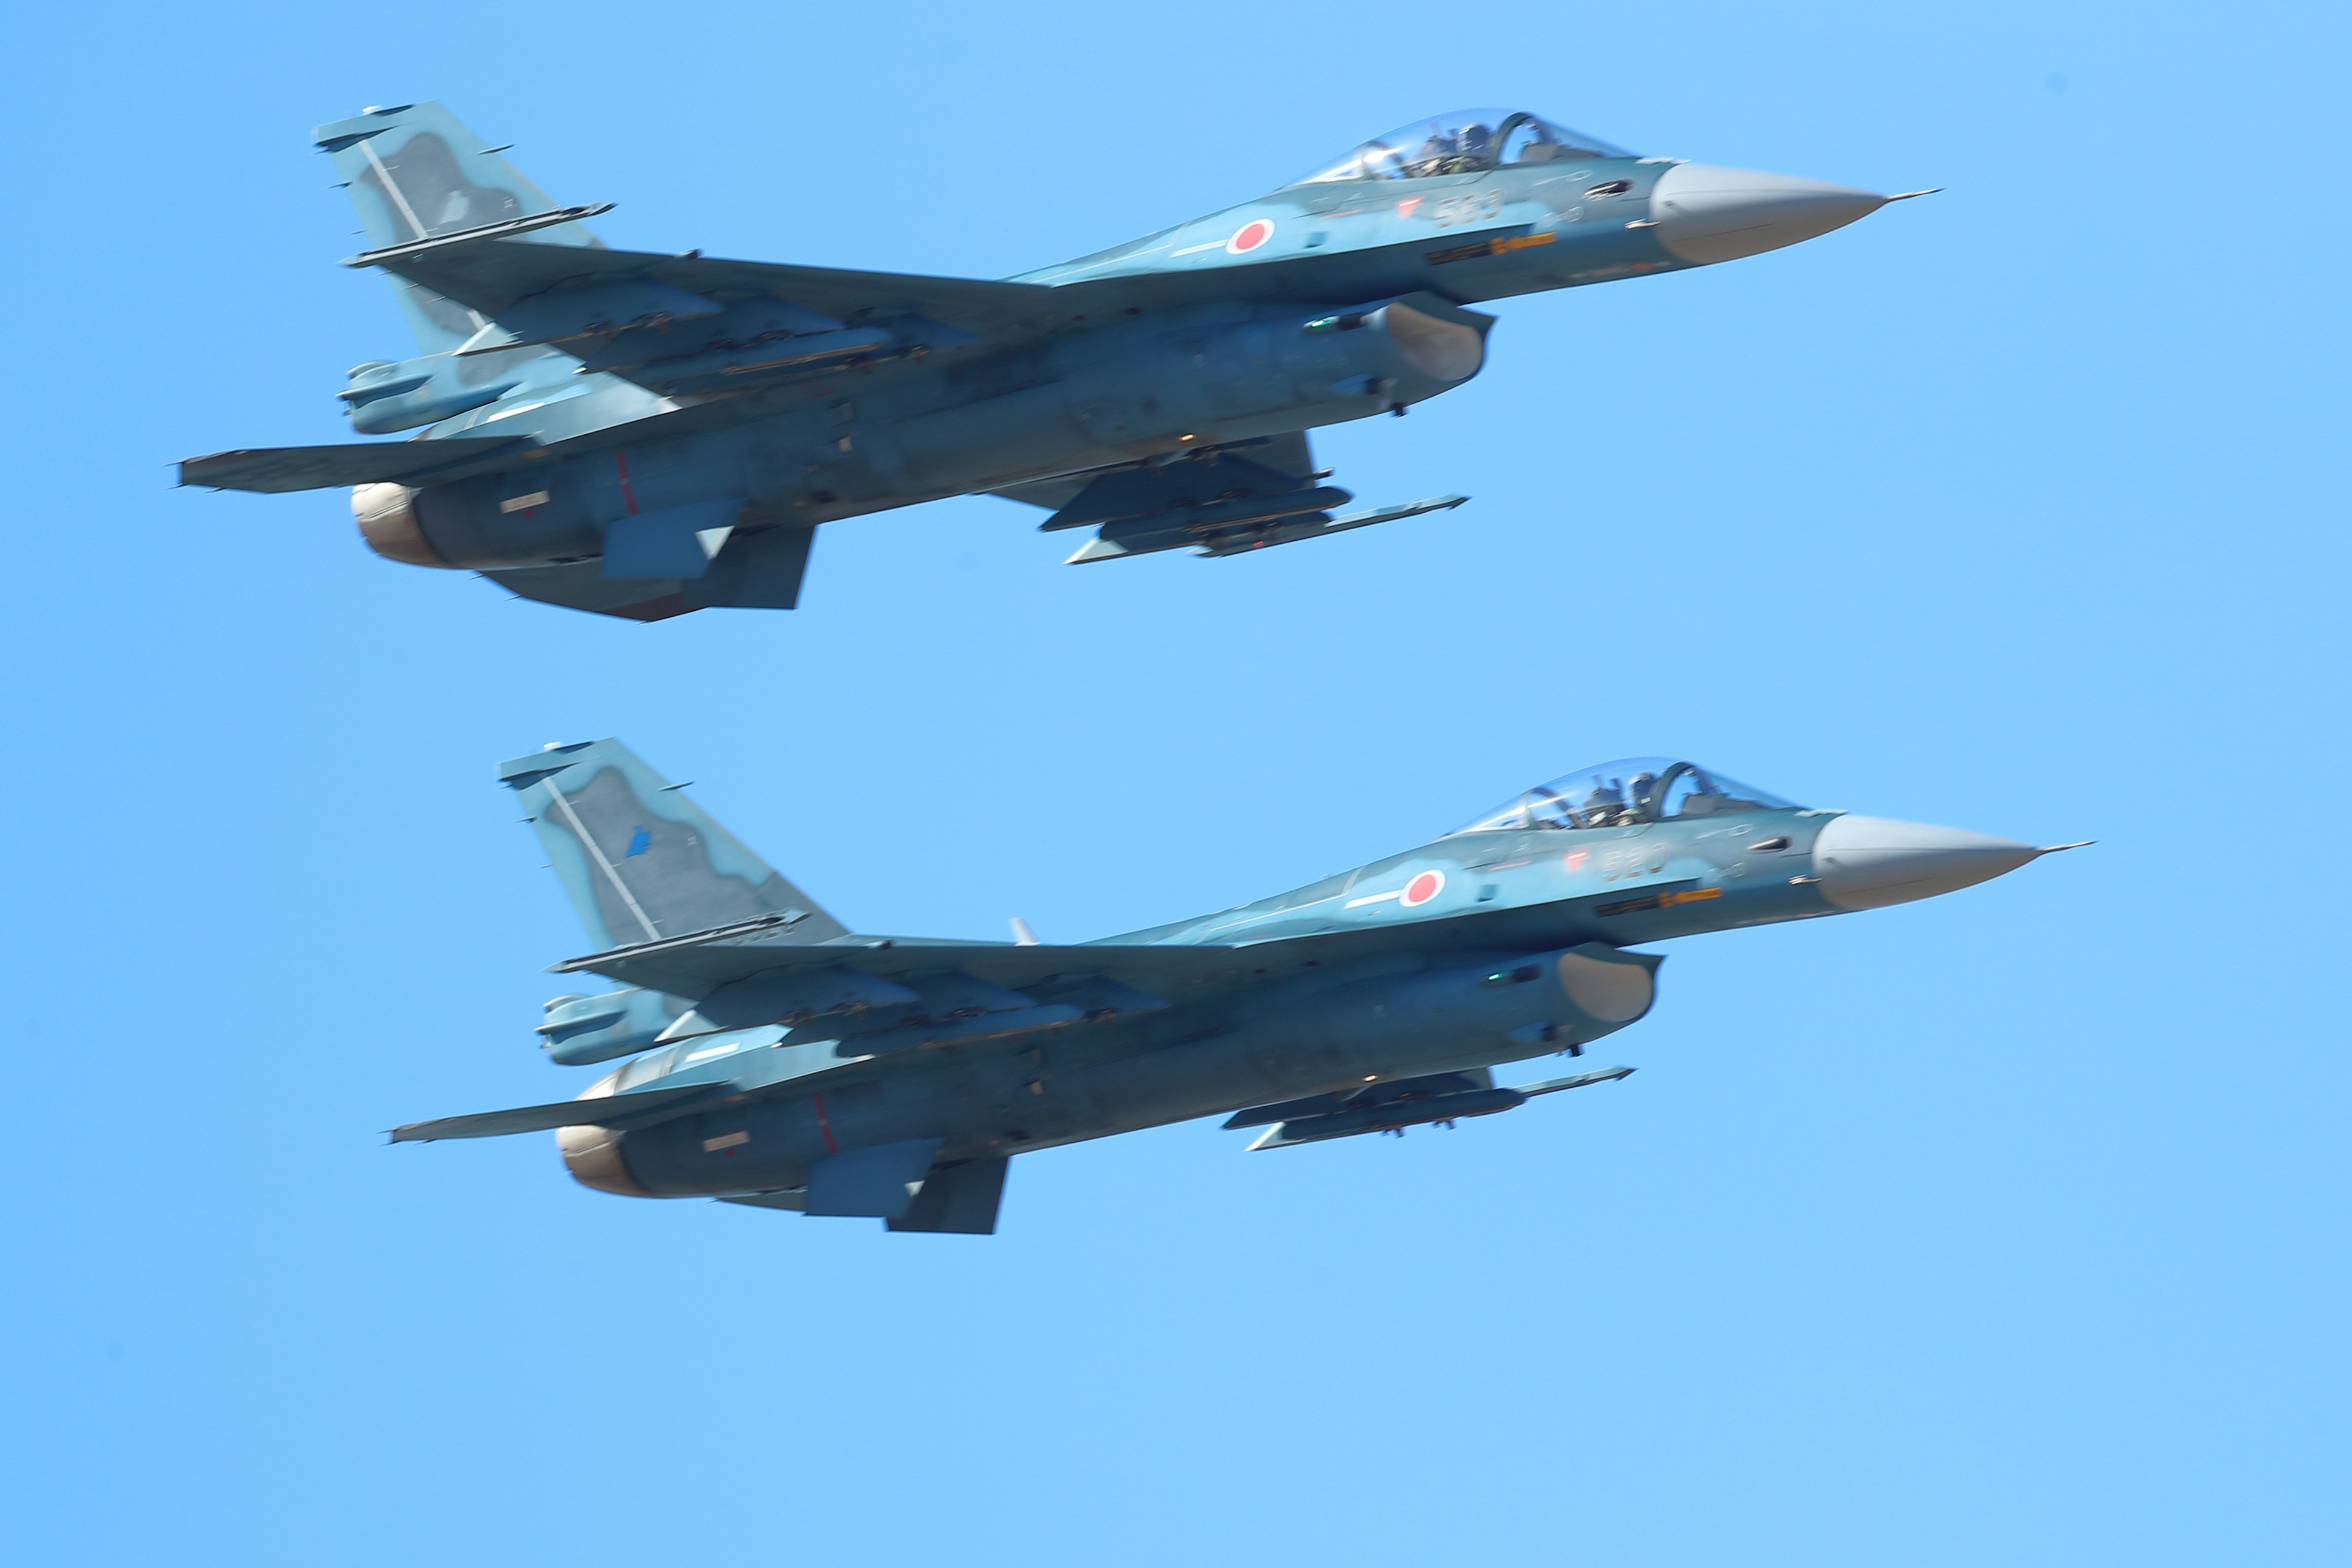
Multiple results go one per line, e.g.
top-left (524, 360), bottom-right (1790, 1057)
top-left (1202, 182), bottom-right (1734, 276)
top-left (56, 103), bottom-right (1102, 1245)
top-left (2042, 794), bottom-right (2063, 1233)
top-left (1648, 164), bottom-right (1888, 265)
top-left (1811, 815), bottom-right (2041, 911)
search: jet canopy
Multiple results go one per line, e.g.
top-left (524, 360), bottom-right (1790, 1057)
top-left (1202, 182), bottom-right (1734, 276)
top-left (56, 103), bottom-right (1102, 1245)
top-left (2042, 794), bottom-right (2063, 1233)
top-left (1448, 758), bottom-right (1797, 835)
top-left (1287, 109), bottom-right (1634, 187)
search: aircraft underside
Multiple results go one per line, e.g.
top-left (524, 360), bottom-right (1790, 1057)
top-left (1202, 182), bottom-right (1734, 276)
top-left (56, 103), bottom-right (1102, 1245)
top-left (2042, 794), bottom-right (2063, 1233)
top-left (184, 100), bottom-right (1916, 620)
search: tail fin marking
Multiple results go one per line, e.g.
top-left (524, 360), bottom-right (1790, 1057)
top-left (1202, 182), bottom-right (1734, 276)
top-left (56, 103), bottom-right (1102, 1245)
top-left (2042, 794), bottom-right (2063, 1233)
top-left (313, 101), bottom-right (605, 355)
top-left (539, 771), bottom-right (663, 944)
top-left (500, 739), bottom-right (848, 957)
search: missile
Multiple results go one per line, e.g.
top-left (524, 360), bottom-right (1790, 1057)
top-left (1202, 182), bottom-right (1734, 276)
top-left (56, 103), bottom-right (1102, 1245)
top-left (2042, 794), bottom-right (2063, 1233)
top-left (1191, 493), bottom-right (1469, 558)
top-left (1066, 493), bottom-right (1469, 564)
top-left (1242, 1065), bottom-right (1632, 1150)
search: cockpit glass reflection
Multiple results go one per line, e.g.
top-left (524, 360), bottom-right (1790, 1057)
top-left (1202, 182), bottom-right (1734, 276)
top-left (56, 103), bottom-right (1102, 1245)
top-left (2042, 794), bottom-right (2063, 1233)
top-left (1447, 758), bottom-right (1797, 835)
top-left (1287, 109), bottom-right (1634, 187)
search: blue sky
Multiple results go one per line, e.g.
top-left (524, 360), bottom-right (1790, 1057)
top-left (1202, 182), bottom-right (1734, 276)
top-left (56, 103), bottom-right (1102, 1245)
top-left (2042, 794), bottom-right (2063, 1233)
top-left (2, 2), bottom-right (2345, 1562)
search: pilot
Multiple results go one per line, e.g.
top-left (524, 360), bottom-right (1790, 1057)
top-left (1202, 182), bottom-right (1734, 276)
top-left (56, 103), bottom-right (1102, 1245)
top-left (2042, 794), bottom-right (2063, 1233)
top-left (1459, 122), bottom-right (1494, 167)
top-left (1507, 121), bottom-right (1564, 166)
top-left (1627, 771), bottom-right (1660, 820)
top-left (1673, 769), bottom-right (1722, 816)
top-left (1410, 128), bottom-right (1452, 177)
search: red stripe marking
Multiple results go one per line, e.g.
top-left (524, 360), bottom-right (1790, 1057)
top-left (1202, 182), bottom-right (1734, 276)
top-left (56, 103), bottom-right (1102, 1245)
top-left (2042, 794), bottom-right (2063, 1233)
top-left (614, 450), bottom-right (641, 515)
top-left (812, 1091), bottom-right (839, 1155)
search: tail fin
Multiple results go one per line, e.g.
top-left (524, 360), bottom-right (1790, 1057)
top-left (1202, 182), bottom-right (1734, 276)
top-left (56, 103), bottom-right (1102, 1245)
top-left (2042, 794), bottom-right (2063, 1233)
top-left (498, 741), bottom-right (848, 955)
top-left (312, 102), bottom-right (605, 354)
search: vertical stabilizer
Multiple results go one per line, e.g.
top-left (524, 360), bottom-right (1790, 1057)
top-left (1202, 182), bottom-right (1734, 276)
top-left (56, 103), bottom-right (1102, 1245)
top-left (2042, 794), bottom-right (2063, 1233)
top-left (499, 740), bottom-right (848, 954)
top-left (313, 102), bottom-right (604, 354)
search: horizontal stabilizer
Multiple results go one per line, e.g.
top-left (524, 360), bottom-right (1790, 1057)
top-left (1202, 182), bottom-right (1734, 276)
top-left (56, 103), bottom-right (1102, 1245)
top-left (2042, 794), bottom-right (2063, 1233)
top-left (179, 437), bottom-right (529, 494)
top-left (390, 1081), bottom-right (719, 1143)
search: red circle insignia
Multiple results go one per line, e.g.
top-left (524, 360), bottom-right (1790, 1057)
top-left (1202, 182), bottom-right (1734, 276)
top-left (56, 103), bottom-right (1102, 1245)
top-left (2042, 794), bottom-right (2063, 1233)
top-left (1227, 219), bottom-right (1275, 255)
top-left (1401, 870), bottom-right (1444, 907)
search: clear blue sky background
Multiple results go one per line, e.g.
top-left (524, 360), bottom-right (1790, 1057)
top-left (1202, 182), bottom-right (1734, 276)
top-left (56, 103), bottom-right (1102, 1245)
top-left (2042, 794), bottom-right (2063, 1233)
top-left (2, 3), bottom-right (2343, 1562)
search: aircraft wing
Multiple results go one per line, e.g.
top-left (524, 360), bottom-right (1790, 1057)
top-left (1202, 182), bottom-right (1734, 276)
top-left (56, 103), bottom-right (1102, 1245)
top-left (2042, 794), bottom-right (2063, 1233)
top-left (989, 431), bottom-right (1465, 562)
top-left (178, 436), bottom-right (532, 494)
top-left (1221, 1068), bottom-right (1498, 1129)
top-left (549, 873), bottom-right (1673, 1001)
top-left (551, 918), bottom-right (1254, 998)
top-left (375, 238), bottom-right (1065, 339)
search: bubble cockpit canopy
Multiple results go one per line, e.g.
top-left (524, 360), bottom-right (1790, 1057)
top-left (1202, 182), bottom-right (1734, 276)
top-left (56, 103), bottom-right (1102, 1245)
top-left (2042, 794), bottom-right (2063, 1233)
top-left (1447, 758), bottom-right (1799, 836)
top-left (1287, 109), bottom-right (1635, 187)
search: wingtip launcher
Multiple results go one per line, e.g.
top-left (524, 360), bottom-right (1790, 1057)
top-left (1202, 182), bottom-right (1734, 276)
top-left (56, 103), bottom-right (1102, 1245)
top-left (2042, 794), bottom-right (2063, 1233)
top-left (341, 203), bottom-right (616, 269)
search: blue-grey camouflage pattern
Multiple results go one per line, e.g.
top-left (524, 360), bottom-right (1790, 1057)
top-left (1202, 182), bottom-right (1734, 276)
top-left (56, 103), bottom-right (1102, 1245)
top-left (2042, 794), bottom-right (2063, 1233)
top-left (184, 103), bottom-right (1918, 620)
top-left (393, 741), bottom-right (2068, 1236)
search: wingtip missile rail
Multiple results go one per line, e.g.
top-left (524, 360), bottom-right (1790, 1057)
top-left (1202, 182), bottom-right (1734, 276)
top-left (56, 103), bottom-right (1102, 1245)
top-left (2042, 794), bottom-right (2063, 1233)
top-left (1238, 1065), bottom-right (1635, 1150)
top-left (1066, 493), bottom-right (1471, 563)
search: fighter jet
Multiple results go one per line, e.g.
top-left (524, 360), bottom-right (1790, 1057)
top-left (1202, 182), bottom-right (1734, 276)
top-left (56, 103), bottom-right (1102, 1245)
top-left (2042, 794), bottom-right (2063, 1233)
top-left (181, 104), bottom-right (1930, 620)
top-left (394, 741), bottom-right (2079, 1232)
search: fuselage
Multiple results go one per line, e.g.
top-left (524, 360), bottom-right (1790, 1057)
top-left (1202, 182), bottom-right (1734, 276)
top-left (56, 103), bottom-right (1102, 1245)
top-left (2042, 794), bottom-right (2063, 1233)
top-left (352, 148), bottom-right (1895, 576)
top-left (559, 794), bottom-right (2035, 1203)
